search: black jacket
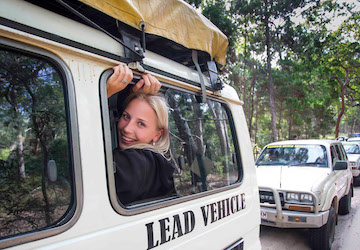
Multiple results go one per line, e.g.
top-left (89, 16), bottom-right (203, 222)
top-left (113, 148), bottom-right (176, 205)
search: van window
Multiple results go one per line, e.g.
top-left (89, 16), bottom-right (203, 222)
top-left (166, 89), bottom-right (240, 196)
top-left (105, 76), bottom-right (241, 209)
top-left (0, 48), bottom-right (74, 239)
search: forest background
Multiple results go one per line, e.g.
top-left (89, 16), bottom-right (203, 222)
top-left (185, 0), bottom-right (360, 154)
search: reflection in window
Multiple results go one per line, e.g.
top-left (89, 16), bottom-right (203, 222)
top-left (166, 89), bottom-right (238, 196)
top-left (256, 145), bottom-right (328, 167)
top-left (334, 145), bottom-right (343, 160)
top-left (344, 144), bottom-right (360, 154)
top-left (0, 49), bottom-right (73, 238)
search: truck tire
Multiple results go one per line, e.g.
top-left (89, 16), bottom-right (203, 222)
top-left (354, 176), bottom-right (360, 187)
top-left (310, 206), bottom-right (335, 250)
top-left (339, 187), bottom-right (352, 215)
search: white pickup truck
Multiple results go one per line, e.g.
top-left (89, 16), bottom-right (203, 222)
top-left (256, 139), bottom-right (353, 250)
top-left (342, 141), bottom-right (360, 186)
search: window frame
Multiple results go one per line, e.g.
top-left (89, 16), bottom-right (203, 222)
top-left (100, 69), bottom-right (244, 216)
top-left (339, 144), bottom-right (348, 161)
top-left (0, 37), bottom-right (83, 248)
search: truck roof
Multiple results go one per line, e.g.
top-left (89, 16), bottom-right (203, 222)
top-left (265, 139), bottom-right (340, 147)
top-left (24, 0), bottom-right (228, 70)
top-left (79, 0), bottom-right (228, 68)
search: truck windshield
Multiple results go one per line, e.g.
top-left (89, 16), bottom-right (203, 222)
top-left (256, 144), bottom-right (328, 168)
top-left (343, 144), bottom-right (360, 154)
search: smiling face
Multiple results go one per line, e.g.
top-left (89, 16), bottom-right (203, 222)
top-left (118, 98), bottom-right (163, 150)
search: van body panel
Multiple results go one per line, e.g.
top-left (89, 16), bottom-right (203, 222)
top-left (0, 0), bottom-right (124, 57)
top-left (0, 1), bottom-right (260, 249)
top-left (9, 188), bottom-right (260, 249)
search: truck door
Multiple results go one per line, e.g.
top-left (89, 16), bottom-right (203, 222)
top-left (331, 145), bottom-right (348, 198)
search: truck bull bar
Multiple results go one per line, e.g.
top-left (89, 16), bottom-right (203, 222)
top-left (259, 186), bottom-right (320, 225)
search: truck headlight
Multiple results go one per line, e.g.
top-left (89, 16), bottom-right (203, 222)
top-left (286, 192), bottom-right (299, 201)
top-left (286, 192), bottom-right (313, 204)
top-left (300, 193), bottom-right (313, 203)
top-left (349, 161), bottom-right (357, 169)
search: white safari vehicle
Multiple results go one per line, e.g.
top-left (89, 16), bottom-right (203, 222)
top-left (256, 140), bottom-right (353, 250)
top-left (342, 141), bottom-right (360, 186)
top-left (0, 0), bottom-right (261, 249)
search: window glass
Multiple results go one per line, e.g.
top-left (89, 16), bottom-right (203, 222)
top-left (339, 145), bottom-right (347, 160)
top-left (330, 146), bottom-right (337, 166)
top-left (334, 145), bottom-right (343, 160)
top-left (166, 89), bottom-right (239, 196)
top-left (0, 49), bottom-right (73, 238)
top-left (344, 144), bottom-right (360, 154)
top-left (106, 81), bottom-right (240, 208)
top-left (256, 144), bottom-right (328, 167)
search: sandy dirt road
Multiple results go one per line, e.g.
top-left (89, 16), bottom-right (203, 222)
top-left (260, 186), bottom-right (360, 250)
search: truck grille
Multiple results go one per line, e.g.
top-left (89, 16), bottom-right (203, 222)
top-left (259, 190), bottom-right (285, 206)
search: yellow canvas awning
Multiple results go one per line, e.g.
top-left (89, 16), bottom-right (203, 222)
top-left (78, 0), bottom-right (228, 67)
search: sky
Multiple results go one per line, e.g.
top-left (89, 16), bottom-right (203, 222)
top-left (291, 0), bottom-right (360, 31)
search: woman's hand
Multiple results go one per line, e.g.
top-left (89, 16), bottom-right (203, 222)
top-left (107, 64), bottom-right (162, 98)
top-left (132, 73), bottom-right (162, 94)
top-left (107, 64), bottom-right (133, 98)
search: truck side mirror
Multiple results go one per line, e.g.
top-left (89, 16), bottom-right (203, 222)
top-left (178, 155), bottom-right (185, 170)
top-left (333, 161), bottom-right (348, 171)
top-left (47, 160), bottom-right (57, 182)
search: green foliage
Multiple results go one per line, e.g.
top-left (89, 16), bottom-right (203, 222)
top-left (202, 1), bottom-right (238, 47)
top-left (184, 0), bottom-right (203, 8)
top-left (0, 167), bottom-right (71, 236)
top-left (195, 0), bottom-right (359, 151)
top-left (0, 49), bottom-right (72, 238)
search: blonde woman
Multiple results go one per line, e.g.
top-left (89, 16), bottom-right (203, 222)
top-left (107, 65), bottom-right (175, 205)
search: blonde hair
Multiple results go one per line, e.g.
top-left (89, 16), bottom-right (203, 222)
top-left (123, 92), bottom-right (170, 157)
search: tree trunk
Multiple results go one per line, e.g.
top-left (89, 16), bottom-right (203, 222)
top-left (17, 129), bottom-right (26, 179)
top-left (264, 4), bottom-right (278, 142)
top-left (167, 95), bottom-right (208, 191)
top-left (352, 109), bottom-right (359, 133)
top-left (335, 84), bottom-right (346, 138)
top-left (254, 93), bottom-right (259, 142)
top-left (207, 101), bottom-right (230, 158)
top-left (30, 113), bottom-right (52, 225)
top-left (27, 82), bottom-right (52, 225)
top-left (192, 97), bottom-right (204, 156)
top-left (167, 95), bottom-right (198, 163)
top-left (333, 72), bottom-right (349, 138)
top-left (248, 69), bottom-right (256, 137)
top-left (10, 88), bottom-right (26, 179)
top-left (41, 146), bottom-right (51, 225)
top-left (191, 98), bottom-right (207, 191)
top-left (278, 105), bottom-right (283, 141)
top-left (288, 112), bottom-right (292, 140)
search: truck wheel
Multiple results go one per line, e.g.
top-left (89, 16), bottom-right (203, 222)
top-left (310, 206), bottom-right (335, 250)
top-left (354, 176), bottom-right (360, 187)
top-left (339, 187), bottom-right (352, 215)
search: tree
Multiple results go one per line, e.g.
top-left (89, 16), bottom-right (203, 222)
top-left (183, 0), bottom-right (360, 148)
top-left (302, 1), bottom-right (360, 138)
top-left (0, 49), bottom-right (70, 232)
top-left (326, 33), bottom-right (360, 138)
top-left (0, 51), bottom-right (45, 179)
top-left (232, 0), bottom-right (317, 141)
